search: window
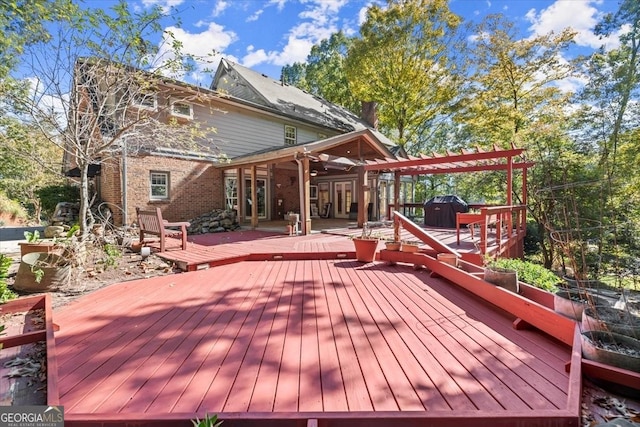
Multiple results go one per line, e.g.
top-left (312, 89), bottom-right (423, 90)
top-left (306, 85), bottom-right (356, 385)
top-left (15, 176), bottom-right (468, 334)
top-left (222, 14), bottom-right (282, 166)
top-left (150, 172), bottom-right (169, 200)
top-left (285, 125), bottom-right (297, 145)
top-left (171, 101), bottom-right (193, 119)
top-left (132, 93), bottom-right (157, 110)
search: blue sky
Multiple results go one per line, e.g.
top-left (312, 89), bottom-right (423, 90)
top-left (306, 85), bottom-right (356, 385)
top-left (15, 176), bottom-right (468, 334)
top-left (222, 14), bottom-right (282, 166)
top-left (129, 0), bottom-right (623, 85)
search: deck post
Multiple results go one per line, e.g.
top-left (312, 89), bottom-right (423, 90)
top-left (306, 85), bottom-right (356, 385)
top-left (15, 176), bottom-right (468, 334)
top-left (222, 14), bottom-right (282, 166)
top-left (251, 165), bottom-right (258, 229)
top-left (393, 171), bottom-right (401, 242)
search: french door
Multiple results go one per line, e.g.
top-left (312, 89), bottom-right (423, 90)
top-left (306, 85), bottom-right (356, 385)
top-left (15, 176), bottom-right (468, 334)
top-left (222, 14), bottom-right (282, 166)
top-left (333, 181), bottom-right (352, 219)
top-left (245, 178), bottom-right (267, 219)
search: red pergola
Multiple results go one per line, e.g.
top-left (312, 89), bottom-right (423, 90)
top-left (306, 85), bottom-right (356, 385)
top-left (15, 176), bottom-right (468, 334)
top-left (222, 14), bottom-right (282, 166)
top-left (357, 143), bottom-right (535, 226)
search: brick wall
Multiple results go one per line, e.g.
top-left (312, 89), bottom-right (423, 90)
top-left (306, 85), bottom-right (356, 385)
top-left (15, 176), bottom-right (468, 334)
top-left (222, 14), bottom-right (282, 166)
top-left (273, 168), bottom-right (300, 217)
top-left (125, 155), bottom-right (223, 224)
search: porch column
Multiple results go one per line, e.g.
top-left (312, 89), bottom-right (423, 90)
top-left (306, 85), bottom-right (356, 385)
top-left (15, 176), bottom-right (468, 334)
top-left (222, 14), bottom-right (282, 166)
top-left (251, 165), bottom-right (258, 229)
top-left (237, 168), bottom-right (244, 221)
top-left (393, 171), bottom-right (401, 242)
top-left (357, 166), bottom-right (368, 227)
top-left (303, 156), bottom-right (311, 235)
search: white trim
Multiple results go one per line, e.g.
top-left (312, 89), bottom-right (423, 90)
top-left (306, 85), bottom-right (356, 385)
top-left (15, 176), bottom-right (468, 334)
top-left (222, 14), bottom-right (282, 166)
top-left (284, 125), bottom-right (297, 145)
top-left (150, 171), bottom-right (169, 200)
top-left (171, 101), bottom-right (194, 119)
top-left (132, 93), bottom-right (157, 111)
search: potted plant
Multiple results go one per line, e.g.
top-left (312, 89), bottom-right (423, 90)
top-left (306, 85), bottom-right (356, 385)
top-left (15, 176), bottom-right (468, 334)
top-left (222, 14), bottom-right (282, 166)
top-left (482, 255), bottom-right (519, 294)
top-left (351, 223), bottom-right (380, 262)
top-left (400, 240), bottom-right (420, 253)
top-left (14, 251), bottom-right (71, 292)
top-left (18, 230), bottom-right (61, 258)
top-left (384, 238), bottom-right (401, 251)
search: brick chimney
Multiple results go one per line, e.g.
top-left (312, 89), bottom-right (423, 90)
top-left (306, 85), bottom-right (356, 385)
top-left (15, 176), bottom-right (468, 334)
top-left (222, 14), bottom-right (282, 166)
top-left (361, 101), bottom-right (378, 130)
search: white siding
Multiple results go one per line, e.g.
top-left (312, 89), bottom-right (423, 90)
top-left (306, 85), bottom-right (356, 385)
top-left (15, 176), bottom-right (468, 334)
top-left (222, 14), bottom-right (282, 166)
top-left (192, 101), bottom-right (338, 159)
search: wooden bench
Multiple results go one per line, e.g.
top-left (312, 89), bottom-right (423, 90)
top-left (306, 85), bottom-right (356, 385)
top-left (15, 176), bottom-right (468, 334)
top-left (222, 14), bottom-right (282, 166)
top-left (136, 207), bottom-right (190, 252)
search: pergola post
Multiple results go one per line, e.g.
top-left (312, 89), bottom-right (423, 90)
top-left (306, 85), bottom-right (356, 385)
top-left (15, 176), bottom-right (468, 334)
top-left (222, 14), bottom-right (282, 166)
top-left (237, 167), bottom-right (244, 221)
top-left (393, 171), bottom-right (401, 242)
top-left (507, 155), bottom-right (513, 206)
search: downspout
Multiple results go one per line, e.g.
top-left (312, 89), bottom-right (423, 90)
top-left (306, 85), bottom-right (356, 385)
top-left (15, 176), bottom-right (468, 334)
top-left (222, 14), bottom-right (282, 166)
top-left (122, 137), bottom-right (128, 226)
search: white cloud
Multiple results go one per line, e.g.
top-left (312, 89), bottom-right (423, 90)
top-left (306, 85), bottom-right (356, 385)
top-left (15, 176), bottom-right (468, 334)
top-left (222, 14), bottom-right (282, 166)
top-left (141, 0), bottom-right (185, 13)
top-left (241, 0), bottom-right (349, 68)
top-left (212, 0), bottom-right (229, 17)
top-left (525, 0), bottom-right (619, 50)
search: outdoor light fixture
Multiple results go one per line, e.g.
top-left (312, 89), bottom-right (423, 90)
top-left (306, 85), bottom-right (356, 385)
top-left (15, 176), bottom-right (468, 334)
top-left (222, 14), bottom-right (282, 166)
top-left (310, 170), bottom-right (318, 177)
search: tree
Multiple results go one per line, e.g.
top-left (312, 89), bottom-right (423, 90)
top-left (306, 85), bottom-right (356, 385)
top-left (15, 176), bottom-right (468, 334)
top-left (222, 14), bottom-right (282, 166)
top-left (282, 32), bottom-right (360, 114)
top-left (592, 0), bottom-right (640, 164)
top-left (0, 118), bottom-right (64, 222)
top-left (458, 14), bottom-right (576, 146)
top-left (452, 14), bottom-right (578, 267)
top-left (344, 0), bottom-right (463, 151)
top-left (13, 1), bottom-right (217, 243)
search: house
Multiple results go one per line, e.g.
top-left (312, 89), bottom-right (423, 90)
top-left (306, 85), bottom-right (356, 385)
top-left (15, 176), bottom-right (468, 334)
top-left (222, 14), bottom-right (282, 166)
top-left (70, 58), bottom-right (411, 232)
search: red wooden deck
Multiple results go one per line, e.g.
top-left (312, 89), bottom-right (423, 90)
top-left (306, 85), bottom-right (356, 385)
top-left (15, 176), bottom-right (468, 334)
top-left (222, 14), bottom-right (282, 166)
top-left (152, 225), bottom-right (487, 271)
top-left (53, 254), bottom-right (578, 426)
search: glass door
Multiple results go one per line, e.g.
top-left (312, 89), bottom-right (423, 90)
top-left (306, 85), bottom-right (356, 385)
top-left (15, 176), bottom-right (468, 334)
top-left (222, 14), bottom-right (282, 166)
top-left (245, 178), bottom-right (267, 219)
top-left (334, 181), bottom-right (352, 219)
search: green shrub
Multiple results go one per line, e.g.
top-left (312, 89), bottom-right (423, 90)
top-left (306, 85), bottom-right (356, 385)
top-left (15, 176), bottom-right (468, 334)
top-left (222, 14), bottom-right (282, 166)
top-left (36, 184), bottom-right (80, 220)
top-left (490, 258), bottom-right (561, 292)
top-left (0, 192), bottom-right (28, 223)
top-left (0, 254), bottom-right (17, 303)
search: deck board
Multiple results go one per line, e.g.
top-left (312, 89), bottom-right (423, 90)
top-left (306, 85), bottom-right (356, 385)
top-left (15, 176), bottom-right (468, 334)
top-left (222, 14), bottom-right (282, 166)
top-left (55, 257), bottom-right (574, 425)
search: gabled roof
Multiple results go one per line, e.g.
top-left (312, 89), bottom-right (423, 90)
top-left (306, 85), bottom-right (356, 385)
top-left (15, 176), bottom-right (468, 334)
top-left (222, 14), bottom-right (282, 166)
top-left (217, 128), bottom-right (396, 169)
top-left (211, 58), bottom-right (371, 134)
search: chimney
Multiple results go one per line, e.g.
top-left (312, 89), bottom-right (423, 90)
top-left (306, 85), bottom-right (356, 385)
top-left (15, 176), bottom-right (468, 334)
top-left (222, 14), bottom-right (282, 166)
top-left (361, 101), bottom-right (378, 130)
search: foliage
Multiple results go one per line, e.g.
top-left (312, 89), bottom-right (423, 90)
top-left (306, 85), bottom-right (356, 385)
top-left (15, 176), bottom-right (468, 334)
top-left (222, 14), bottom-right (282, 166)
top-left (345, 0), bottom-right (463, 150)
top-left (0, 0), bottom-right (78, 81)
top-left (11, 0), bottom-right (218, 249)
top-left (24, 230), bottom-right (41, 243)
top-left (0, 254), bottom-right (18, 303)
top-left (192, 414), bottom-right (223, 427)
top-left (0, 191), bottom-right (28, 223)
top-left (489, 258), bottom-right (560, 293)
top-left (36, 184), bottom-right (80, 221)
top-left (0, 119), bottom-right (65, 223)
top-left (283, 31), bottom-right (360, 114)
top-left (102, 243), bottom-right (121, 268)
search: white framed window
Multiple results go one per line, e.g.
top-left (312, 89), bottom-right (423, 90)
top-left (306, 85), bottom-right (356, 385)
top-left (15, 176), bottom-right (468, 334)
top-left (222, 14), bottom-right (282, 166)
top-left (285, 125), bottom-right (297, 145)
top-left (225, 177), bottom-right (238, 211)
top-left (132, 93), bottom-right (157, 110)
top-left (171, 101), bottom-right (193, 119)
top-left (150, 171), bottom-right (169, 200)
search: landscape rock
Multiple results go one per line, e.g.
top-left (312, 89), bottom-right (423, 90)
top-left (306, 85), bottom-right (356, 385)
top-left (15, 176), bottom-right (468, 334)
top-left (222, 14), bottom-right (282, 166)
top-left (187, 209), bottom-right (239, 234)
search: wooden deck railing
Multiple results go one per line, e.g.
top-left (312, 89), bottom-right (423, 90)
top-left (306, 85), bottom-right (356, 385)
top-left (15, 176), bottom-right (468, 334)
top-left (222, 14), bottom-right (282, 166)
top-left (392, 204), bottom-right (527, 262)
top-left (476, 205), bottom-right (527, 258)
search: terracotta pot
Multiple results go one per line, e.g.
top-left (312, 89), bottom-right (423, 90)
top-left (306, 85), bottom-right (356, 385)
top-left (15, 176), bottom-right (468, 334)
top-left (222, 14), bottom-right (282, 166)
top-left (353, 238), bottom-right (378, 262)
top-left (385, 242), bottom-right (401, 251)
top-left (484, 267), bottom-right (519, 294)
top-left (401, 243), bottom-right (419, 253)
top-left (18, 241), bottom-right (61, 257)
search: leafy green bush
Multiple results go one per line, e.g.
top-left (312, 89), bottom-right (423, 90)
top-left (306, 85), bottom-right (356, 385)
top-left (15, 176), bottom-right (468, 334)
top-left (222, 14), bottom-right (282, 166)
top-left (0, 254), bottom-right (17, 303)
top-left (490, 258), bottom-right (561, 292)
top-left (0, 192), bottom-right (28, 223)
top-left (35, 184), bottom-right (80, 220)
